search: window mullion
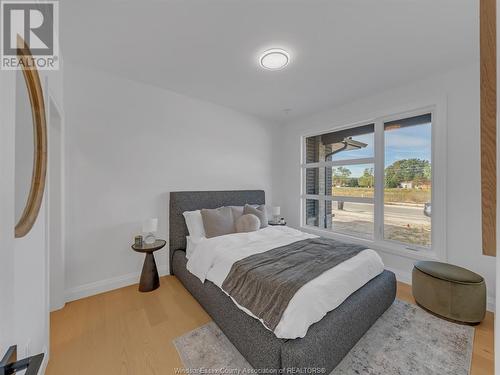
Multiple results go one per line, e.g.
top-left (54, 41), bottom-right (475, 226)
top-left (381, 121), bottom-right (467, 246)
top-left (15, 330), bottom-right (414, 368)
top-left (374, 119), bottom-right (385, 241)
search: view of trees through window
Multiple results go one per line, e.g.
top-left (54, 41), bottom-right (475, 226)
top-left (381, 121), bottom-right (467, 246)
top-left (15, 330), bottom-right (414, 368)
top-left (384, 114), bottom-right (431, 247)
top-left (332, 166), bottom-right (374, 198)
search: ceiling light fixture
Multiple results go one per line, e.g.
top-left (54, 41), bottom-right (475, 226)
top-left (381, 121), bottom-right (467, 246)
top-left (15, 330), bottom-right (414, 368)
top-left (259, 48), bottom-right (290, 70)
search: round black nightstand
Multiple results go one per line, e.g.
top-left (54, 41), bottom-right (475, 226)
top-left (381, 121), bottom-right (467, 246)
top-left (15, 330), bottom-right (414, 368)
top-left (268, 221), bottom-right (287, 226)
top-left (131, 239), bottom-right (166, 292)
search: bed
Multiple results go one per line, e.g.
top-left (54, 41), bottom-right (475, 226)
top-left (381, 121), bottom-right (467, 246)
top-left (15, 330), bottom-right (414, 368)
top-left (170, 190), bottom-right (396, 372)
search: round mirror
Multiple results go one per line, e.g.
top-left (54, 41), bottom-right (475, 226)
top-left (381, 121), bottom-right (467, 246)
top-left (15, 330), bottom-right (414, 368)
top-left (14, 41), bottom-right (47, 238)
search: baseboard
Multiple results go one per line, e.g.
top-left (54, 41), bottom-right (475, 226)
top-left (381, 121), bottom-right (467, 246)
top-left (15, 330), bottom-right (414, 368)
top-left (65, 265), bottom-right (169, 302)
top-left (65, 264), bottom-right (495, 313)
top-left (486, 298), bottom-right (495, 313)
top-left (386, 266), bottom-right (412, 285)
top-left (386, 266), bottom-right (496, 313)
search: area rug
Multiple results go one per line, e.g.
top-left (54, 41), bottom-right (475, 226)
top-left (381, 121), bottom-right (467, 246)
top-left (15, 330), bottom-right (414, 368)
top-left (173, 300), bottom-right (474, 375)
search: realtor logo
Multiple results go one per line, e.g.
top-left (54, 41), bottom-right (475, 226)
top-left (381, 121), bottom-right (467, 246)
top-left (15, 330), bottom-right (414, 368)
top-left (1, 0), bottom-right (59, 70)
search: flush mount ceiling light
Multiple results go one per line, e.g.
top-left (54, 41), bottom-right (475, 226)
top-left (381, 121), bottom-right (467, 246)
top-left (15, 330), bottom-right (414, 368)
top-left (259, 49), bottom-right (290, 70)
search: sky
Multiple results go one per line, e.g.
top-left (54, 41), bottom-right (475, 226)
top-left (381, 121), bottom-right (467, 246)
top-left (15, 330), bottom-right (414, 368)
top-left (332, 123), bottom-right (431, 177)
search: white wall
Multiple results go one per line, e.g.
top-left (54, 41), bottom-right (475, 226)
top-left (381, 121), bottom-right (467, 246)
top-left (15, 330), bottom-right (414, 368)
top-left (0, 70), bottom-right (16, 358)
top-left (13, 201), bottom-right (49, 361)
top-left (13, 60), bottom-right (64, 369)
top-left (48, 98), bottom-right (65, 311)
top-left (275, 63), bottom-right (496, 310)
top-left (64, 63), bottom-right (276, 300)
top-left (0, 61), bottom-right (63, 370)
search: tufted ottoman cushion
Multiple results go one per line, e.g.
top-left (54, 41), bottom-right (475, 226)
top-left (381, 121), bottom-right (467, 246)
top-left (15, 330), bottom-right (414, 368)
top-left (412, 261), bottom-right (486, 324)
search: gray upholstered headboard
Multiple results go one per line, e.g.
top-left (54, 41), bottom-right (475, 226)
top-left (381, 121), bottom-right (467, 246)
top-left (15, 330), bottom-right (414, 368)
top-left (169, 190), bottom-right (265, 273)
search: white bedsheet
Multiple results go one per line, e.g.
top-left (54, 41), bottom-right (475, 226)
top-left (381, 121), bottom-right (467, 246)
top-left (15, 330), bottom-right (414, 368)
top-left (186, 226), bottom-right (384, 339)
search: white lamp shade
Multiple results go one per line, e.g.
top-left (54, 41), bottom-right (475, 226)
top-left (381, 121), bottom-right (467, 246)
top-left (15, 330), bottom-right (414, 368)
top-left (143, 218), bottom-right (158, 233)
top-left (272, 206), bottom-right (281, 216)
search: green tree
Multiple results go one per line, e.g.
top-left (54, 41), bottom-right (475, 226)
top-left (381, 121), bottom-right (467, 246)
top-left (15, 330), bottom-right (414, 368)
top-left (358, 168), bottom-right (374, 188)
top-left (423, 163), bottom-right (431, 181)
top-left (333, 166), bottom-right (352, 187)
top-left (346, 178), bottom-right (359, 187)
top-left (384, 159), bottom-right (431, 188)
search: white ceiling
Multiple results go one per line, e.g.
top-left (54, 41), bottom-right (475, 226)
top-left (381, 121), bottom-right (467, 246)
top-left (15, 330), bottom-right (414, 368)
top-left (61, 0), bottom-right (478, 123)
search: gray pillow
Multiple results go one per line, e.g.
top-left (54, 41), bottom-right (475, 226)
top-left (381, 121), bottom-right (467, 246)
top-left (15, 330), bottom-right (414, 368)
top-left (243, 204), bottom-right (268, 228)
top-left (235, 214), bottom-right (261, 233)
top-left (201, 206), bottom-right (235, 238)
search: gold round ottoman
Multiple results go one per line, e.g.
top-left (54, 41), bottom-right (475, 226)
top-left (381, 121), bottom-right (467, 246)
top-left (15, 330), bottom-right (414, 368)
top-left (412, 261), bottom-right (486, 324)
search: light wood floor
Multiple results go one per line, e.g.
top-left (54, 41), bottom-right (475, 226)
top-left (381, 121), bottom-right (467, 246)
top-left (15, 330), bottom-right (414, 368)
top-left (46, 277), bottom-right (494, 375)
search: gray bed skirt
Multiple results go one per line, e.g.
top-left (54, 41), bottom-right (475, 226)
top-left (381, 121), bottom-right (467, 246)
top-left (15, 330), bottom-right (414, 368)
top-left (172, 250), bottom-right (397, 373)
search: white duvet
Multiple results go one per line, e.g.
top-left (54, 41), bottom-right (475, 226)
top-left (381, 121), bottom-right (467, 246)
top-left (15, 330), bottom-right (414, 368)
top-left (186, 226), bottom-right (384, 339)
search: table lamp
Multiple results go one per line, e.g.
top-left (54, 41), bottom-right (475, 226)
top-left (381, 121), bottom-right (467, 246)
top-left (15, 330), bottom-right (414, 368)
top-left (143, 218), bottom-right (158, 244)
top-left (272, 206), bottom-right (280, 224)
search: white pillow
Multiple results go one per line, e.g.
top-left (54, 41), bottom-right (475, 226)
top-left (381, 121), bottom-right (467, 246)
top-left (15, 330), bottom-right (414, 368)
top-left (183, 210), bottom-right (206, 238)
top-left (186, 236), bottom-right (205, 259)
top-left (235, 214), bottom-right (261, 233)
top-left (229, 205), bottom-right (259, 222)
top-left (229, 206), bottom-right (244, 221)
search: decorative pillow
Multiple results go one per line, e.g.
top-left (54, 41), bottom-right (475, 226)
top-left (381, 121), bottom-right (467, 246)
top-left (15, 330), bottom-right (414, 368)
top-left (229, 206), bottom-right (244, 222)
top-left (182, 210), bottom-right (206, 238)
top-left (229, 205), bottom-right (259, 222)
top-left (243, 204), bottom-right (268, 228)
top-left (235, 214), bottom-right (261, 233)
top-left (201, 206), bottom-right (235, 238)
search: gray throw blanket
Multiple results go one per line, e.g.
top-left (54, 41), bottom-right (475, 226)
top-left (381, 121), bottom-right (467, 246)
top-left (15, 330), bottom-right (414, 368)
top-left (221, 237), bottom-right (366, 331)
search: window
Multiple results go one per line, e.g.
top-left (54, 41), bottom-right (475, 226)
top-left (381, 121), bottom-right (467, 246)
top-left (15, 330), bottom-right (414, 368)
top-left (304, 124), bottom-right (375, 239)
top-left (384, 114), bottom-right (432, 247)
top-left (302, 110), bottom-right (436, 252)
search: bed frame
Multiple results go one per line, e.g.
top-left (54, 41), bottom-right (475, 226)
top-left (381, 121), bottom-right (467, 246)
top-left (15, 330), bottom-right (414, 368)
top-left (169, 190), bottom-right (396, 372)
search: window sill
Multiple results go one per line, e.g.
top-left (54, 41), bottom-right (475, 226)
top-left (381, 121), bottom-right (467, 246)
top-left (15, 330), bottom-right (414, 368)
top-left (300, 225), bottom-right (441, 262)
